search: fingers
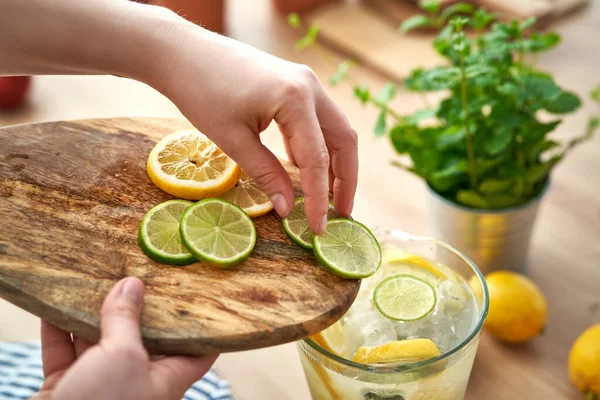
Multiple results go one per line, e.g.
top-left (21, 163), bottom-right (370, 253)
top-left (100, 277), bottom-right (145, 348)
top-left (73, 336), bottom-right (94, 357)
top-left (41, 321), bottom-right (75, 378)
top-left (215, 128), bottom-right (296, 218)
top-left (279, 126), bottom-right (296, 166)
top-left (276, 103), bottom-right (330, 234)
top-left (315, 91), bottom-right (359, 218)
top-left (152, 354), bottom-right (219, 395)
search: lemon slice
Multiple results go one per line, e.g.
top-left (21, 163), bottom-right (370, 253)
top-left (147, 129), bottom-right (240, 200)
top-left (383, 249), bottom-right (447, 281)
top-left (312, 321), bottom-right (347, 358)
top-left (220, 172), bottom-right (273, 218)
top-left (352, 339), bottom-right (441, 364)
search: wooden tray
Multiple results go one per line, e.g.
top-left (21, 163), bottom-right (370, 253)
top-left (0, 117), bottom-right (360, 356)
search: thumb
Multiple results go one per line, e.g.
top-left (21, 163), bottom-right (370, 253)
top-left (100, 277), bottom-right (145, 346)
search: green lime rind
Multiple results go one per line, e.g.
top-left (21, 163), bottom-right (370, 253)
top-left (312, 218), bottom-right (381, 279)
top-left (282, 197), bottom-right (340, 249)
top-left (138, 199), bottom-right (197, 266)
top-left (180, 198), bottom-right (257, 268)
top-left (373, 274), bottom-right (437, 321)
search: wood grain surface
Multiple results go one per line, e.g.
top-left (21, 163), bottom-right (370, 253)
top-left (0, 117), bottom-right (360, 356)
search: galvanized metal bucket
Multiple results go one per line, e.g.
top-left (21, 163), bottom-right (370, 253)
top-left (427, 183), bottom-right (548, 275)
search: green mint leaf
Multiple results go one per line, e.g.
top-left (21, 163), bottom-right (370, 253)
top-left (456, 190), bottom-right (488, 208)
top-left (520, 17), bottom-right (536, 30)
top-left (484, 128), bottom-right (512, 155)
top-left (405, 66), bottom-right (461, 91)
top-left (441, 3), bottom-right (475, 20)
top-left (374, 111), bottom-right (387, 136)
top-left (412, 148), bottom-right (440, 176)
top-left (329, 60), bottom-right (354, 87)
top-left (418, 0), bottom-right (441, 14)
top-left (407, 109), bottom-right (437, 124)
top-left (295, 23), bottom-right (320, 49)
top-left (307, 24), bottom-right (320, 40)
top-left (485, 194), bottom-right (524, 209)
top-left (353, 85), bottom-right (371, 105)
top-left (592, 84), bottom-right (600, 102)
top-left (390, 125), bottom-right (411, 153)
top-left (288, 13), bottom-right (300, 28)
top-left (526, 155), bottom-right (561, 184)
top-left (437, 126), bottom-right (466, 149)
top-left (479, 178), bottom-right (515, 194)
top-left (529, 140), bottom-right (560, 164)
top-left (521, 73), bottom-right (562, 103)
top-left (545, 91), bottom-right (581, 114)
top-left (470, 9), bottom-right (498, 30)
top-left (375, 83), bottom-right (396, 104)
top-left (399, 15), bottom-right (434, 33)
top-left (429, 160), bottom-right (468, 191)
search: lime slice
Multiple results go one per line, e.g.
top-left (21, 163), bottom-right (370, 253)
top-left (352, 339), bottom-right (441, 364)
top-left (138, 199), bottom-right (196, 266)
top-left (373, 274), bottom-right (437, 321)
top-left (180, 198), bottom-right (256, 267)
top-left (282, 197), bottom-right (340, 249)
top-left (312, 218), bottom-right (381, 279)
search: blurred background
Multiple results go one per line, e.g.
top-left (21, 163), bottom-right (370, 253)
top-left (1, 0), bottom-right (599, 399)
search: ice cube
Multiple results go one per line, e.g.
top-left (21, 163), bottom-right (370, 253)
top-left (361, 316), bottom-right (397, 347)
top-left (438, 280), bottom-right (467, 315)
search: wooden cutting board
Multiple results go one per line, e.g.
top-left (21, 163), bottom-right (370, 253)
top-left (0, 117), bottom-right (360, 356)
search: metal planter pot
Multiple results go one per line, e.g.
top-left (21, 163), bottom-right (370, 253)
top-left (427, 183), bottom-right (548, 275)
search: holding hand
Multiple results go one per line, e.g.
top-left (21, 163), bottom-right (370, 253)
top-left (36, 278), bottom-right (217, 400)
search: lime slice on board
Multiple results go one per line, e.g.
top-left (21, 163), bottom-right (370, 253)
top-left (180, 198), bottom-right (256, 267)
top-left (282, 197), bottom-right (340, 249)
top-left (373, 274), bottom-right (437, 321)
top-left (312, 218), bottom-right (381, 279)
top-left (352, 338), bottom-right (441, 364)
top-left (138, 199), bottom-right (196, 266)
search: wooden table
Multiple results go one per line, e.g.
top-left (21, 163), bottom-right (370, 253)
top-left (1, 0), bottom-right (598, 399)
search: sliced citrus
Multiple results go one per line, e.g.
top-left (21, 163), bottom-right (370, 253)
top-left (383, 249), bottom-right (447, 281)
top-left (312, 321), bottom-right (348, 358)
top-left (220, 171), bottom-right (273, 218)
top-left (374, 274), bottom-right (437, 321)
top-left (282, 197), bottom-right (340, 249)
top-left (352, 339), bottom-right (441, 364)
top-left (312, 219), bottom-right (381, 279)
top-left (180, 198), bottom-right (256, 267)
top-left (138, 200), bottom-right (196, 266)
top-left (147, 129), bottom-right (240, 200)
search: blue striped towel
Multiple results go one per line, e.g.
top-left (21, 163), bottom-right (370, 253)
top-left (0, 342), bottom-right (232, 400)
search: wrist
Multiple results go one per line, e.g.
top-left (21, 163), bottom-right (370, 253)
top-left (107, 3), bottom-right (190, 85)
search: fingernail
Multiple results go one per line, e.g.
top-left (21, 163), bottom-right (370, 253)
top-left (121, 278), bottom-right (144, 307)
top-left (271, 193), bottom-right (289, 217)
top-left (319, 214), bottom-right (328, 235)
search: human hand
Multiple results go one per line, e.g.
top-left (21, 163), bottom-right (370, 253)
top-left (0, 0), bottom-right (358, 235)
top-left (142, 17), bottom-right (358, 234)
top-left (36, 277), bottom-right (217, 400)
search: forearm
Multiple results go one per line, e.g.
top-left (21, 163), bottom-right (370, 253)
top-left (0, 0), bottom-right (183, 82)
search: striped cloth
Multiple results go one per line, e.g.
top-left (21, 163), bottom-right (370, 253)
top-left (0, 342), bottom-right (232, 400)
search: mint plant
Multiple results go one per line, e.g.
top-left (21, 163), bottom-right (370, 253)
top-left (290, 1), bottom-right (599, 209)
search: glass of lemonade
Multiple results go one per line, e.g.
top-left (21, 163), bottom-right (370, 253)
top-left (297, 228), bottom-right (489, 400)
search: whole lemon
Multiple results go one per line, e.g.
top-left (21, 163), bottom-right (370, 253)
top-left (569, 324), bottom-right (600, 397)
top-left (483, 270), bottom-right (547, 343)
